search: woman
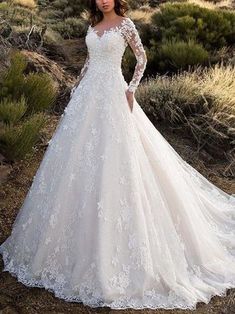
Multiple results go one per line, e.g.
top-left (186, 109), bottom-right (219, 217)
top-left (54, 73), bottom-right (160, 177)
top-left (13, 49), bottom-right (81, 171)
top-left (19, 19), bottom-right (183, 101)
top-left (1, 0), bottom-right (235, 310)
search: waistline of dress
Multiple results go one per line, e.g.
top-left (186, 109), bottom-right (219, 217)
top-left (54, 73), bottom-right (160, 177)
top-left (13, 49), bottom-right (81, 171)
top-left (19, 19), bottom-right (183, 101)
top-left (86, 63), bottom-right (123, 77)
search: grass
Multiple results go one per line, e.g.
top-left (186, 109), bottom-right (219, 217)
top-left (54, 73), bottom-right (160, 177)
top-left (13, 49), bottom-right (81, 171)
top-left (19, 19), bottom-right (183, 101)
top-left (13, 0), bottom-right (37, 9)
top-left (128, 6), bottom-right (159, 22)
top-left (136, 64), bottom-right (235, 160)
top-left (187, 0), bottom-right (234, 10)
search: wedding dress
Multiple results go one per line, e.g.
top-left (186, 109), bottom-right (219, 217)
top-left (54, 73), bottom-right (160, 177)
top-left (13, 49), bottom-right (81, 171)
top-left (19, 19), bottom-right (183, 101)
top-left (1, 17), bottom-right (235, 310)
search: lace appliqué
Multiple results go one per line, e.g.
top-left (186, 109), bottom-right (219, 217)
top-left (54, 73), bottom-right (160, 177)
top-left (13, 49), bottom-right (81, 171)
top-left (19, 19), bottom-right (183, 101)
top-left (120, 18), bottom-right (147, 93)
top-left (78, 55), bottom-right (90, 81)
top-left (71, 55), bottom-right (90, 97)
top-left (73, 17), bottom-right (147, 95)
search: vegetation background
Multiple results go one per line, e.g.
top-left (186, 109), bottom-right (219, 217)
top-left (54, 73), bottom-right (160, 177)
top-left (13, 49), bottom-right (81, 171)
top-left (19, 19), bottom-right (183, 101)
top-left (0, 0), bottom-right (234, 313)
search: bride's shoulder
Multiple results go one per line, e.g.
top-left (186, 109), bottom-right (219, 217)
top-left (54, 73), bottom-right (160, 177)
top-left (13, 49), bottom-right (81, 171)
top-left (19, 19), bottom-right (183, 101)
top-left (119, 17), bottom-right (138, 40)
top-left (121, 16), bottom-right (133, 25)
top-left (120, 16), bottom-right (136, 31)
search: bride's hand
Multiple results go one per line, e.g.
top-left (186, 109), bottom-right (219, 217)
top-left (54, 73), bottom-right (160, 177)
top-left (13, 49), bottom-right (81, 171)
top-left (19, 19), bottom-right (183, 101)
top-left (125, 90), bottom-right (134, 112)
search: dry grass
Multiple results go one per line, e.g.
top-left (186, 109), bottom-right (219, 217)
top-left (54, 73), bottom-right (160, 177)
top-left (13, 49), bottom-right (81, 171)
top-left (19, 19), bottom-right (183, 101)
top-left (128, 7), bottom-right (159, 23)
top-left (13, 0), bottom-right (37, 9)
top-left (139, 63), bottom-right (235, 120)
top-left (136, 64), bottom-right (235, 161)
top-left (200, 64), bottom-right (235, 114)
top-left (187, 0), bottom-right (234, 10)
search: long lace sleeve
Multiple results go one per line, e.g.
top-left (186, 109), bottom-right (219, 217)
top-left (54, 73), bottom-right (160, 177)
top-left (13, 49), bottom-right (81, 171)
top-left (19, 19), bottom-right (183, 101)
top-left (122, 18), bottom-right (147, 93)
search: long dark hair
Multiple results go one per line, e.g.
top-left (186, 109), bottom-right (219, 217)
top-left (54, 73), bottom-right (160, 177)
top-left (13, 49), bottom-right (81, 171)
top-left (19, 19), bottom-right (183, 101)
top-left (89, 0), bottom-right (128, 26)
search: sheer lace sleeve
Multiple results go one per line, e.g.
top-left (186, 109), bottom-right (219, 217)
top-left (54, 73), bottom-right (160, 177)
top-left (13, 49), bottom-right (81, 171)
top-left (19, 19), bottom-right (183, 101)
top-left (122, 18), bottom-right (147, 93)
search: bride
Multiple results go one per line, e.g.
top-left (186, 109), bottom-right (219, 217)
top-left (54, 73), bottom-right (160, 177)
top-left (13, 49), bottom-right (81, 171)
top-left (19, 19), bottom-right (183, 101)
top-left (1, 0), bottom-right (235, 310)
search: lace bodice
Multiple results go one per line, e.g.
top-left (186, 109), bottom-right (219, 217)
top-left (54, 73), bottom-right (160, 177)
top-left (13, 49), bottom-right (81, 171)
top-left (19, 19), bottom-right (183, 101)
top-left (75, 17), bottom-right (147, 93)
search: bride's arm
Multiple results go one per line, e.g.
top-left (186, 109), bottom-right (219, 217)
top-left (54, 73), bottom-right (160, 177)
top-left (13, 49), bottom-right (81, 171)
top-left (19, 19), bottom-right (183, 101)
top-left (123, 18), bottom-right (147, 93)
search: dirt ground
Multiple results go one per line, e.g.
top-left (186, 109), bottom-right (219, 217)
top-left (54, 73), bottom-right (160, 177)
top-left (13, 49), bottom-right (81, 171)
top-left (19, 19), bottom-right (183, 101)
top-left (0, 115), bottom-right (235, 314)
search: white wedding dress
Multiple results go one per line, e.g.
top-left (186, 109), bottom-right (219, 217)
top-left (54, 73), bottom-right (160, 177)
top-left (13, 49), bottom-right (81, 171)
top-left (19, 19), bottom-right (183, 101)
top-left (1, 17), bottom-right (235, 310)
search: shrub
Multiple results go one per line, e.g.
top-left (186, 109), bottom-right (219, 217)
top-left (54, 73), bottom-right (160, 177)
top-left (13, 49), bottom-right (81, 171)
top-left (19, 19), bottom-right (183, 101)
top-left (135, 64), bottom-right (235, 158)
top-left (23, 73), bottom-right (56, 114)
top-left (0, 2), bottom-right (8, 11)
top-left (43, 28), bottom-right (64, 45)
top-left (156, 39), bottom-right (209, 71)
top-left (0, 51), bottom-right (56, 113)
top-left (0, 50), bottom-right (27, 100)
top-left (151, 3), bottom-right (235, 50)
top-left (40, 9), bottom-right (64, 22)
top-left (136, 72), bottom-right (203, 124)
top-left (144, 2), bottom-right (235, 72)
top-left (0, 96), bottom-right (27, 126)
top-left (37, 0), bottom-right (49, 8)
top-left (128, 0), bottom-right (149, 10)
top-left (13, 0), bottom-right (37, 9)
top-left (187, 0), bottom-right (234, 10)
top-left (51, 17), bottom-right (87, 39)
top-left (51, 0), bottom-right (87, 18)
top-left (2, 4), bottom-right (40, 27)
top-left (0, 112), bottom-right (47, 161)
top-left (0, 50), bottom-right (57, 161)
top-left (52, 0), bottom-right (70, 10)
top-left (0, 1), bottom-right (61, 50)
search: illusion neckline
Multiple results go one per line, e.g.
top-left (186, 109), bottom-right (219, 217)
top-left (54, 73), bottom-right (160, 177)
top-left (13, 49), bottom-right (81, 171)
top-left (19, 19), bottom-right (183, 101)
top-left (89, 17), bottom-right (129, 39)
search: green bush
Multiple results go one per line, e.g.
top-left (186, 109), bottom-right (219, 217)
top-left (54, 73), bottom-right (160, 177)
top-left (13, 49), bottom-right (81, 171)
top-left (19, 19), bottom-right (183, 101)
top-left (0, 2), bottom-right (8, 11)
top-left (51, 17), bottom-right (87, 39)
top-left (0, 1), bottom-right (63, 49)
top-left (0, 112), bottom-right (47, 161)
top-left (0, 96), bottom-right (27, 126)
top-left (51, 0), bottom-right (87, 18)
top-left (133, 21), bottom-right (156, 47)
top-left (156, 39), bottom-right (209, 71)
top-left (39, 9), bottom-right (64, 22)
top-left (0, 51), bottom-right (27, 100)
top-left (0, 51), bottom-right (56, 113)
top-left (2, 4), bottom-right (40, 27)
top-left (142, 2), bottom-right (235, 72)
top-left (37, 0), bottom-right (49, 8)
top-left (52, 0), bottom-right (68, 10)
top-left (151, 3), bottom-right (235, 50)
top-left (0, 50), bottom-right (57, 161)
top-left (23, 73), bottom-right (56, 114)
top-left (128, 0), bottom-right (149, 9)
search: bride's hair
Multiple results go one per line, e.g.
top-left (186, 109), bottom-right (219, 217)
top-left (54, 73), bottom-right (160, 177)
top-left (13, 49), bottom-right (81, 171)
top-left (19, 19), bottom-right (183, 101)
top-left (89, 0), bottom-right (128, 26)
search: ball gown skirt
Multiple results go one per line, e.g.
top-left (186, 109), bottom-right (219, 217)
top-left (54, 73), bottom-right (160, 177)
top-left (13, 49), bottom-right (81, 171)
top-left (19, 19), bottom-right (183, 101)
top-left (0, 17), bottom-right (235, 310)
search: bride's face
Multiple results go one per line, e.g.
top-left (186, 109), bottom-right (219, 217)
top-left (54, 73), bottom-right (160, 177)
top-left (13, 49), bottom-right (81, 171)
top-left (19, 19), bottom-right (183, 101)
top-left (96, 0), bottom-right (115, 13)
